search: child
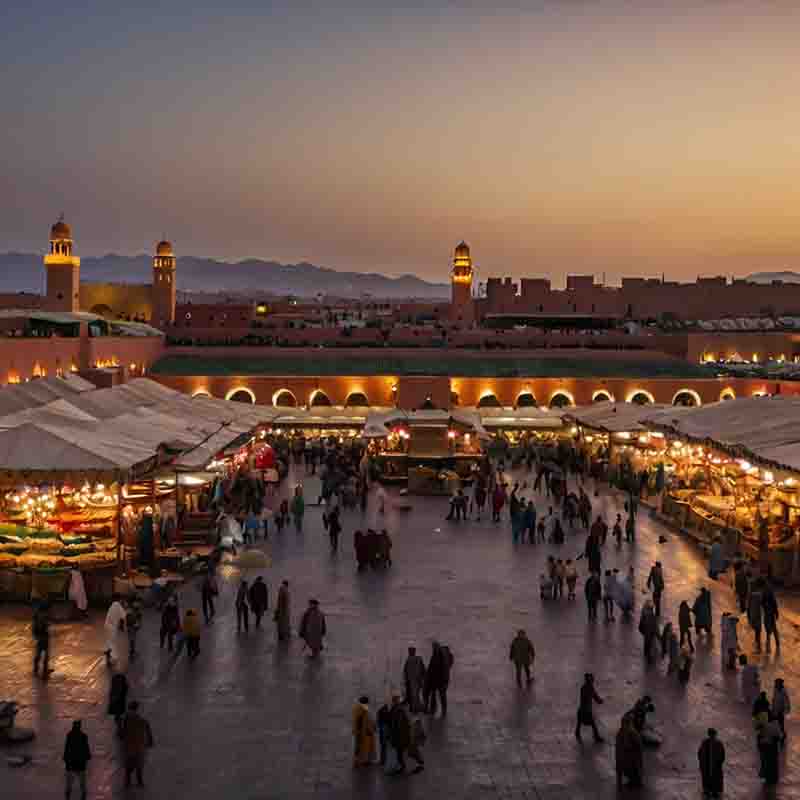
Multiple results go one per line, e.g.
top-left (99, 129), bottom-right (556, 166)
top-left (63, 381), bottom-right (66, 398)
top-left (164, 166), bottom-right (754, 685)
top-left (539, 573), bottom-right (554, 600)
top-left (565, 560), bottom-right (578, 600)
top-left (740, 654), bottom-right (760, 706)
top-left (772, 678), bottom-right (791, 744)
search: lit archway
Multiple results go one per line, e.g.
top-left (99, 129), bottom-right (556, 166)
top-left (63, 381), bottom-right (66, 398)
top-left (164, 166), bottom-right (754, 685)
top-left (592, 390), bottom-right (614, 403)
top-left (719, 388), bottom-right (736, 401)
top-left (192, 390), bottom-right (211, 399)
top-left (345, 391), bottom-right (370, 407)
top-left (227, 387), bottom-right (255, 404)
top-left (549, 391), bottom-right (574, 409)
top-left (309, 389), bottom-right (331, 407)
top-left (420, 396), bottom-right (437, 410)
top-left (90, 304), bottom-right (114, 318)
top-left (272, 389), bottom-right (297, 407)
top-left (478, 393), bottom-right (502, 408)
top-left (627, 390), bottom-right (654, 405)
top-left (516, 392), bottom-right (537, 408)
top-left (752, 389), bottom-right (768, 398)
top-left (672, 389), bottom-right (702, 407)
top-left (450, 391), bottom-right (460, 407)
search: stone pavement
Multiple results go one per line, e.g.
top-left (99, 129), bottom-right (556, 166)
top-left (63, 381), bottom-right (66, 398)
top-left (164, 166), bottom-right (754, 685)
top-left (2, 469), bottom-right (799, 799)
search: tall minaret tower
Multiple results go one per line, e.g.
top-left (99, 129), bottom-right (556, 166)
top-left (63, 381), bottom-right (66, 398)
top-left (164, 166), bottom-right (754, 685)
top-left (450, 240), bottom-right (475, 324)
top-left (151, 239), bottom-right (176, 328)
top-left (44, 216), bottom-right (80, 312)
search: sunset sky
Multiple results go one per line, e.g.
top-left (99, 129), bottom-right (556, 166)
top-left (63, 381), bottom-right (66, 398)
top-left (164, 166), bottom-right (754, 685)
top-left (2, 1), bottom-right (799, 286)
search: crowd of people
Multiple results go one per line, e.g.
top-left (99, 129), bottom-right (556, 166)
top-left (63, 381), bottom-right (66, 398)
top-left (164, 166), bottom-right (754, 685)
top-left (27, 439), bottom-right (794, 797)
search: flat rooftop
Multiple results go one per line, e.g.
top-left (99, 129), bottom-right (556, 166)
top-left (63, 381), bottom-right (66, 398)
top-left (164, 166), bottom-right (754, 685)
top-left (151, 349), bottom-right (713, 379)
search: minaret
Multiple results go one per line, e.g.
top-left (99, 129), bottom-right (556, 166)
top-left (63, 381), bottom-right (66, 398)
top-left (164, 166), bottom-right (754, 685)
top-left (450, 240), bottom-right (475, 324)
top-left (44, 216), bottom-right (80, 312)
top-left (152, 239), bottom-right (176, 328)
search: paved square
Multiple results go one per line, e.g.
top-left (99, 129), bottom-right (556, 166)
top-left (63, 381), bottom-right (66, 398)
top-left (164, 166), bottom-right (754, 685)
top-left (2, 470), bottom-right (799, 799)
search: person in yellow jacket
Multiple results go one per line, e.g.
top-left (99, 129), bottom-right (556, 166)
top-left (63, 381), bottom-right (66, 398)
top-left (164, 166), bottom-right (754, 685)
top-left (352, 696), bottom-right (376, 767)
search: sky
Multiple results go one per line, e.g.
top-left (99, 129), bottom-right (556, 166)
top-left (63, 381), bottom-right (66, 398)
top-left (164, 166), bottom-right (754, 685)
top-left (2, 1), bottom-right (800, 286)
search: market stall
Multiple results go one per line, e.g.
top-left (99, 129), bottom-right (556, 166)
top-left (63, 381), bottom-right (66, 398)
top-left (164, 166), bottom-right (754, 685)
top-left (645, 397), bottom-right (800, 580)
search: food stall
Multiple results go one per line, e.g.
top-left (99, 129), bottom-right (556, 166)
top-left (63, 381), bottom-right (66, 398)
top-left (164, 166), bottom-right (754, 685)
top-left (646, 396), bottom-right (800, 580)
top-left (366, 409), bottom-right (486, 494)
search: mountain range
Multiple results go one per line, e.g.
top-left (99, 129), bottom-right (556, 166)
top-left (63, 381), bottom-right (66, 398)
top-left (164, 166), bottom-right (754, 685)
top-left (1, 250), bottom-right (799, 299)
top-left (0, 252), bottom-right (450, 300)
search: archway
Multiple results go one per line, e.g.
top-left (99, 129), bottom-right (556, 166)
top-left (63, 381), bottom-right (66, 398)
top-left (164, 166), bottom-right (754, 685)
top-left (478, 393), bottom-right (502, 408)
top-left (515, 392), bottom-right (537, 408)
top-left (719, 388), bottom-right (736, 401)
top-left (227, 387), bottom-right (255, 404)
top-left (345, 391), bottom-right (370, 407)
top-left (450, 391), bottom-right (460, 407)
top-left (420, 396), bottom-right (437, 410)
top-left (272, 389), bottom-right (297, 407)
top-left (549, 391), bottom-right (573, 409)
top-left (192, 390), bottom-right (211, 399)
top-left (628, 390), bottom-right (654, 406)
top-left (592, 390), bottom-right (613, 403)
top-left (672, 389), bottom-right (701, 407)
top-left (309, 390), bottom-right (331, 407)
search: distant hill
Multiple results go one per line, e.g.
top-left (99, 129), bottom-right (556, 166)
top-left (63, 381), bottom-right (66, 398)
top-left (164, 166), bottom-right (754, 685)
top-left (0, 252), bottom-right (450, 300)
top-left (746, 271), bottom-right (800, 284)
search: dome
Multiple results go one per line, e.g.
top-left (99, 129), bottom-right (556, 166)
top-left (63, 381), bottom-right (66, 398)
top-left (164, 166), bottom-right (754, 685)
top-left (156, 240), bottom-right (174, 256)
top-left (454, 240), bottom-right (470, 257)
top-left (50, 219), bottom-right (72, 240)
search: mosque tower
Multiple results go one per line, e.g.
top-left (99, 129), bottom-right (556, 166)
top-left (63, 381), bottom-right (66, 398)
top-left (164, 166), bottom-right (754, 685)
top-left (450, 240), bottom-right (475, 324)
top-left (44, 216), bottom-right (80, 312)
top-left (152, 239), bottom-right (176, 328)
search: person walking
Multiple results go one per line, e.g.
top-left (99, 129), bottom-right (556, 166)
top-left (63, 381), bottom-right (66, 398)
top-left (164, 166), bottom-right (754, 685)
top-left (762, 583), bottom-right (780, 653)
top-left (352, 696), bottom-right (376, 767)
top-left (757, 717), bottom-right (781, 788)
top-left (613, 514), bottom-right (623, 546)
top-left (509, 629), bottom-right (535, 687)
top-left (327, 505), bottom-right (342, 552)
top-left (387, 695), bottom-right (411, 775)
top-left (603, 569), bottom-right (616, 622)
top-left (693, 588), bottom-right (713, 638)
top-left (33, 602), bottom-right (52, 679)
top-left (235, 579), bottom-right (250, 633)
top-left (747, 578), bottom-right (764, 652)
top-left (734, 562), bottom-right (750, 613)
top-left (290, 486), bottom-right (305, 532)
top-left (107, 672), bottom-right (129, 735)
top-left (299, 599), bottom-right (326, 657)
top-left (615, 714), bottom-right (643, 789)
top-left (63, 720), bottom-right (91, 800)
top-left (565, 559), bottom-right (578, 600)
top-left (772, 678), bottom-right (791, 745)
top-left (679, 600), bottom-right (695, 652)
top-left (121, 702), bottom-right (154, 788)
top-left (575, 673), bottom-right (604, 743)
top-left (523, 500), bottom-right (537, 543)
top-left (425, 641), bottom-right (453, 717)
top-left (639, 599), bottom-right (658, 664)
top-left (698, 728), bottom-right (725, 799)
top-left (625, 513), bottom-right (635, 543)
top-left (249, 576), bottom-right (269, 629)
top-left (159, 596), bottom-right (180, 652)
top-left (585, 531), bottom-right (602, 576)
top-left (585, 571), bottom-right (602, 622)
top-left (200, 569), bottom-right (218, 624)
top-left (274, 580), bottom-right (291, 641)
top-left (104, 595), bottom-right (127, 670)
top-left (403, 647), bottom-right (426, 712)
top-left (183, 608), bottom-right (201, 659)
top-left (646, 561), bottom-right (665, 616)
